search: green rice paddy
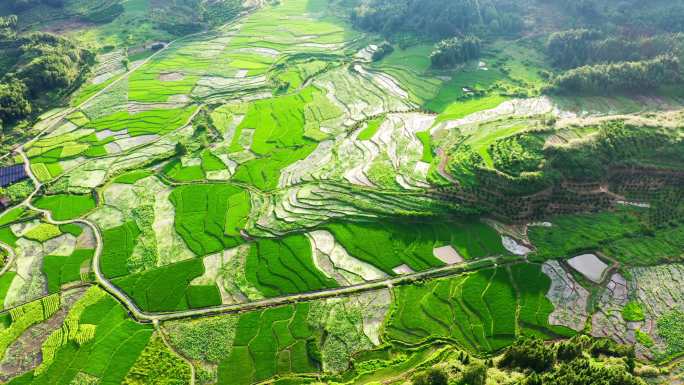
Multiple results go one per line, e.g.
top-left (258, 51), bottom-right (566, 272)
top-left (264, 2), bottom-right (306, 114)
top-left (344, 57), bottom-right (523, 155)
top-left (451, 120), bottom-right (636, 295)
top-left (217, 303), bottom-right (318, 385)
top-left (34, 194), bottom-right (97, 221)
top-left (1, 0), bottom-right (672, 382)
top-left (324, 220), bottom-right (507, 274)
top-left (385, 264), bottom-right (574, 352)
top-left (246, 235), bottom-right (338, 297)
top-left (170, 184), bottom-right (249, 256)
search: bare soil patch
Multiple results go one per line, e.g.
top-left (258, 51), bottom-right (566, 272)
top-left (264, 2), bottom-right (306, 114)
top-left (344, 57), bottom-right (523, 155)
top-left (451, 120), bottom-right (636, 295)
top-left (159, 72), bottom-right (185, 82)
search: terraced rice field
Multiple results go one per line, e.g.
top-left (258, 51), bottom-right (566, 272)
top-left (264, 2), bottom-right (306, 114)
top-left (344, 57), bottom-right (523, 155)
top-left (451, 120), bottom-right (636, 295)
top-left (385, 264), bottom-right (574, 352)
top-left (217, 304), bottom-right (318, 384)
top-left (324, 220), bottom-right (506, 274)
top-left (246, 235), bottom-right (338, 297)
top-left (1, 0), bottom-right (678, 383)
top-left (169, 184), bottom-right (249, 256)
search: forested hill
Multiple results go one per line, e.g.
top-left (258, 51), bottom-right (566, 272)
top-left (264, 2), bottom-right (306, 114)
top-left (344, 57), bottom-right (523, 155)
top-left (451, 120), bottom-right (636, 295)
top-left (0, 15), bottom-right (93, 124)
top-left (350, 0), bottom-right (684, 39)
top-left (350, 0), bottom-right (523, 38)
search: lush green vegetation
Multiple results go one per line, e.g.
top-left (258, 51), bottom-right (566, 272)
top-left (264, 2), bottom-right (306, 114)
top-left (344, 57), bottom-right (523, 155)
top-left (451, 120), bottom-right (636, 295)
top-left (100, 221), bottom-right (140, 278)
top-left (622, 301), bottom-right (645, 322)
top-left (33, 193), bottom-right (96, 220)
top-left (324, 220), bottom-right (505, 275)
top-left (113, 258), bottom-right (219, 312)
top-left (230, 86), bottom-right (340, 190)
top-left (217, 304), bottom-right (319, 385)
top-left (350, 0), bottom-right (522, 38)
top-left (430, 36), bottom-right (481, 69)
top-left (0, 15), bottom-right (93, 126)
top-left (43, 248), bottom-right (93, 293)
top-left (122, 335), bottom-right (191, 384)
top-left (385, 264), bottom-right (573, 352)
top-left (499, 336), bottom-right (644, 385)
top-left (165, 315), bottom-right (238, 364)
top-left (357, 115), bottom-right (385, 141)
top-left (170, 184), bottom-right (248, 256)
top-left (12, 292), bottom-right (153, 385)
top-left (656, 310), bottom-right (684, 356)
top-left (246, 235), bottom-right (338, 297)
top-left (1, 0), bottom-right (683, 383)
top-left (113, 170), bottom-right (152, 184)
top-left (529, 206), bottom-right (684, 265)
top-left (548, 55), bottom-right (681, 94)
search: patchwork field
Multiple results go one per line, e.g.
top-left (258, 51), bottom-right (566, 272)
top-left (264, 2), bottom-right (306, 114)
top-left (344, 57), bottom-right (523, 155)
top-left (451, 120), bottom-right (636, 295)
top-left (0, 0), bottom-right (682, 383)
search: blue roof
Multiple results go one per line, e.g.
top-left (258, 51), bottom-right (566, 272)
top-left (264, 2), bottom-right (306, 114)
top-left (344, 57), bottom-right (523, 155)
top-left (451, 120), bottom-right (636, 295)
top-left (0, 164), bottom-right (28, 188)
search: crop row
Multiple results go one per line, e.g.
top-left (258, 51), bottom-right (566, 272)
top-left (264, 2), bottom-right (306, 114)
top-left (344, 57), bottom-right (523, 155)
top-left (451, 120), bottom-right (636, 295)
top-left (384, 264), bottom-right (575, 352)
top-left (217, 303), bottom-right (318, 385)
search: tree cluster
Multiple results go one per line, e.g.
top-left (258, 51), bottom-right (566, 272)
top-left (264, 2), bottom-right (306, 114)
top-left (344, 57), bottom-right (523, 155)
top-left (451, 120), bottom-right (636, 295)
top-left (371, 42), bottom-right (393, 62)
top-left (0, 14), bottom-right (17, 40)
top-left (350, 0), bottom-right (523, 39)
top-left (499, 337), bottom-right (556, 372)
top-left (547, 0), bottom-right (684, 34)
top-left (545, 121), bottom-right (677, 181)
top-left (7, 0), bottom-right (65, 12)
top-left (430, 35), bottom-right (481, 69)
top-left (500, 336), bottom-right (643, 385)
top-left (0, 15), bottom-right (93, 125)
top-left (547, 55), bottom-right (681, 95)
top-left (521, 359), bottom-right (645, 385)
top-left (412, 368), bottom-right (448, 385)
top-left (489, 133), bottom-right (545, 176)
top-left (546, 29), bottom-right (679, 69)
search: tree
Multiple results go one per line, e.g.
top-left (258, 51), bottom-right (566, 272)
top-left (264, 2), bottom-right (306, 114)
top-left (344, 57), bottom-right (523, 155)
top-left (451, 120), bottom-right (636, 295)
top-left (499, 337), bottom-right (555, 373)
top-left (372, 42), bottom-right (394, 62)
top-left (546, 29), bottom-right (678, 69)
top-left (351, 0), bottom-right (523, 39)
top-left (547, 55), bottom-right (681, 95)
top-left (0, 21), bottom-right (93, 124)
top-left (0, 15), bottom-right (18, 40)
top-left (430, 36), bottom-right (482, 69)
top-left (0, 77), bottom-right (31, 123)
top-left (460, 363), bottom-right (487, 385)
top-left (413, 368), bottom-right (448, 385)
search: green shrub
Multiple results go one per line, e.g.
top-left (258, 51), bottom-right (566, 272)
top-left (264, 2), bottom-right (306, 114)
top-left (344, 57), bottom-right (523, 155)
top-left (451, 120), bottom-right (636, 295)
top-left (589, 338), bottom-right (633, 358)
top-left (460, 363), bottom-right (487, 385)
top-left (413, 368), bottom-right (448, 385)
top-left (166, 315), bottom-right (238, 364)
top-left (122, 335), bottom-right (192, 385)
top-left (657, 310), bottom-right (684, 355)
top-left (622, 301), bottom-right (645, 322)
